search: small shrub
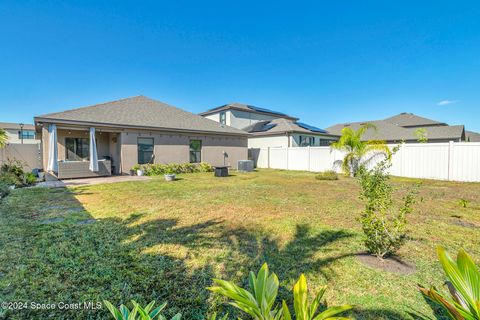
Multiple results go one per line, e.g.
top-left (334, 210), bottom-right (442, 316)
top-left (315, 170), bottom-right (338, 180)
top-left (135, 162), bottom-right (214, 176)
top-left (0, 171), bottom-right (22, 187)
top-left (198, 162), bottom-right (214, 172)
top-left (1, 159), bottom-right (25, 180)
top-left (24, 172), bottom-right (37, 185)
top-left (357, 157), bottom-right (419, 258)
top-left (459, 198), bottom-right (469, 208)
top-left (419, 247), bottom-right (480, 320)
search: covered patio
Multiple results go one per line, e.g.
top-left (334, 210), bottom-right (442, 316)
top-left (39, 123), bottom-right (122, 180)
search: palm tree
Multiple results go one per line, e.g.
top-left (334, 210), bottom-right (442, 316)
top-left (330, 123), bottom-right (391, 177)
top-left (0, 128), bottom-right (7, 148)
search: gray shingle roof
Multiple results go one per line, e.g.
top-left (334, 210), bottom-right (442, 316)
top-left (0, 122), bottom-right (35, 130)
top-left (200, 102), bottom-right (299, 121)
top-left (327, 113), bottom-right (465, 142)
top-left (243, 118), bottom-right (338, 137)
top-left (35, 96), bottom-right (248, 136)
top-left (466, 130), bottom-right (480, 142)
top-left (384, 113), bottom-right (446, 127)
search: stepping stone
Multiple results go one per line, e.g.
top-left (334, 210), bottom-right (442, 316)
top-left (76, 219), bottom-right (97, 225)
top-left (40, 217), bottom-right (65, 224)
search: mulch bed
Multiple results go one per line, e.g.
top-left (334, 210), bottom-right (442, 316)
top-left (356, 253), bottom-right (416, 275)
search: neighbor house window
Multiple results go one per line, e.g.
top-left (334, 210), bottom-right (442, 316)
top-left (189, 140), bottom-right (202, 163)
top-left (299, 136), bottom-right (315, 146)
top-left (319, 139), bottom-right (335, 146)
top-left (219, 111), bottom-right (226, 125)
top-left (18, 130), bottom-right (35, 140)
top-left (138, 138), bottom-right (154, 164)
top-left (65, 138), bottom-right (89, 160)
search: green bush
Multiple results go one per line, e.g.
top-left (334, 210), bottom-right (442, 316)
top-left (1, 159), bottom-right (25, 179)
top-left (24, 172), bottom-right (37, 185)
top-left (357, 158), bottom-right (419, 258)
top-left (134, 162), bottom-right (214, 176)
top-left (315, 170), bottom-right (338, 180)
top-left (0, 171), bottom-right (22, 187)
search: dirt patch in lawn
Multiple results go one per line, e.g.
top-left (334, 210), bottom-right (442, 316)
top-left (356, 253), bottom-right (416, 275)
top-left (450, 218), bottom-right (478, 229)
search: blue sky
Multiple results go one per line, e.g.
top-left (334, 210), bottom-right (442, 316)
top-left (1, 0), bottom-right (479, 131)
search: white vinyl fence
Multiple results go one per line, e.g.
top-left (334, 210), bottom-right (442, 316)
top-left (250, 142), bottom-right (480, 182)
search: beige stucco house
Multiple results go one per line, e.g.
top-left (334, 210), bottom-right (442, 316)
top-left (0, 122), bottom-right (39, 144)
top-left (34, 96), bottom-right (249, 179)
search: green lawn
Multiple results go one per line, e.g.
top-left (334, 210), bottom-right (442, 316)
top-left (0, 169), bottom-right (479, 319)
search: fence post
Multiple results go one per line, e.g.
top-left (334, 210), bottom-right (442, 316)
top-left (267, 147), bottom-right (270, 169)
top-left (286, 147), bottom-right (289, 170)
top-left (448, 141), bottom-right (454, 181)
top-left (307, 146), bottom-right (311, 171)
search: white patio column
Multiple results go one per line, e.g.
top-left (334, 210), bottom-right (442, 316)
top-left (89, 127), bottom-right (99, 172)
top-left (47, 124), bottom-right (58, 172)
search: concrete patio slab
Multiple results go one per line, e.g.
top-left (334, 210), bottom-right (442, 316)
top-left (36, 175), bottom-right (150, 188)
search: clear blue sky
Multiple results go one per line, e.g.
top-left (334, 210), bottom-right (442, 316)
top-left (1, 0), bottom-right (479, 131)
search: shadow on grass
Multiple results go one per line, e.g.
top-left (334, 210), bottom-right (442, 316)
top-left (0, 186), bottom-right (434, 320)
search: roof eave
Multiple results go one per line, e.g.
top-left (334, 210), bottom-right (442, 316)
top-left (34, 117), bottom-right (250, 137)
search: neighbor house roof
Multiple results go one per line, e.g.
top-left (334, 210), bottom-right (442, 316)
top-left (200, 103), bottom-right (299, 121)
top-left (326, 113), bottom-right (466, 142)
top-left (466, 130), bottom-right (480, 142)
top-left (35, 96), bottom-right (248, 136)
top-left (383, 113), bottom-right (446, 127)
top-left (0, 122), bottom-right (35, 130)
top-left (243, 118), bottom-right (338, 137)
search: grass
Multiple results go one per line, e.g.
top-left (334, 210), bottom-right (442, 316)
top-left (0, 169), bottom-right (479, 319)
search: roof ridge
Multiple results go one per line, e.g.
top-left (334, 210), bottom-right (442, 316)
top-left (38, 95), bottom-right (145, 118)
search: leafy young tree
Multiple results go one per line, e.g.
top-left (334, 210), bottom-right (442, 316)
top-left (330, 123), bottom-right (391, 177)
top-left (0, 128), bottom-right (7, 148)
top-left (357, 155), bottom-right (419, 258)
top-left (415, 128), bottom-right (428, 143)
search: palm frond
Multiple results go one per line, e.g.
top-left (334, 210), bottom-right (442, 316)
top-left (0, 128), bottom-right (7, 148)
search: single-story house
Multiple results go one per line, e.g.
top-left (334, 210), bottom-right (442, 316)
top-left (200, 103), bottom-right (338, 148)
top-left (34, 96), bottom-right (249, 179)
top-left (0, 122), bottom-right (39, 144)
top-left (326, 112), bottom-right (479, 143)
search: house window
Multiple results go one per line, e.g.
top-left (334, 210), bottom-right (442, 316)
top-left (299, 136), bottom-right (315, 146)
top-left (319, 139), bottom-right (334, 146)
top-left (219, 111), bottom-right (226, 125)
top-left (137, 138), bottom-right (154, 164)
top-left (18, 130), bottom-right (35, 140)
top-left (189, 140), bottom-right (202, 163)
top-left (65, 138), bottom-right (89, 160)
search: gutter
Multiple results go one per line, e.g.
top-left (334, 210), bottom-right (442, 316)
top-left (34, 117), bottom-right (251, 137)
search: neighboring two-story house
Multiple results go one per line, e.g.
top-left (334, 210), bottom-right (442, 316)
top-left (0, 122), bottom-right (39, 144)
top-left (200, 103), bottom-right (338, 148)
